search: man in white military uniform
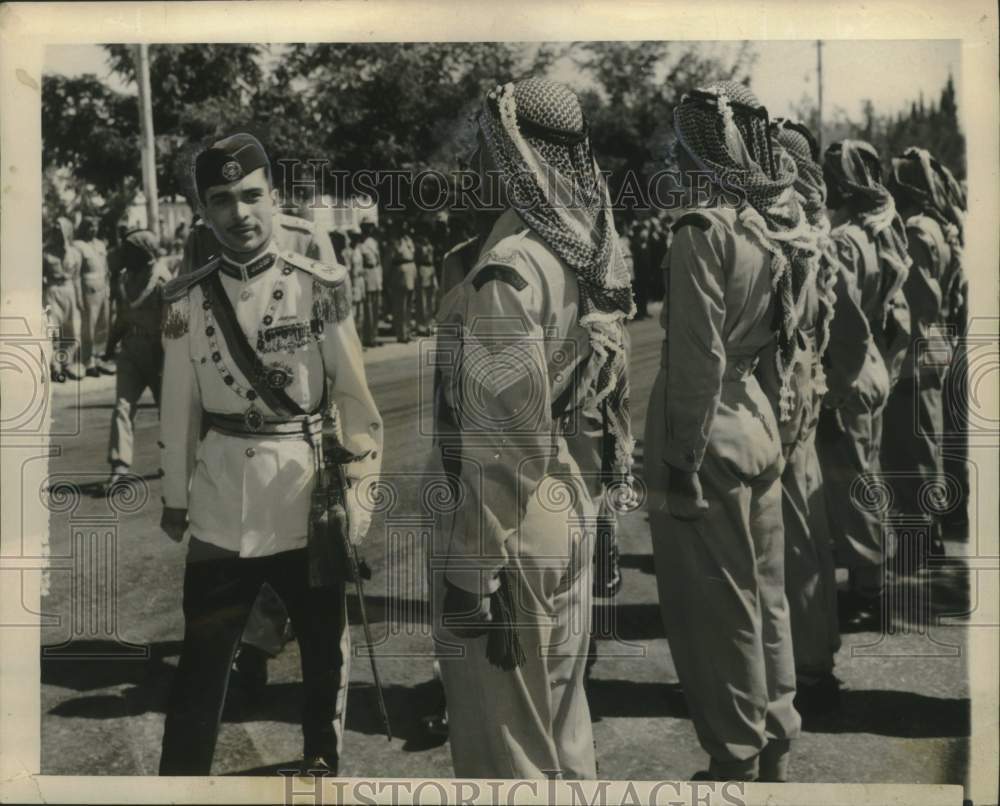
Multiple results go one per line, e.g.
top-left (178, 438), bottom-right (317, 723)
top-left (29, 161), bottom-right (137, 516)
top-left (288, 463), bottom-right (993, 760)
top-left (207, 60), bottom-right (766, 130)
top-left (432, 79), bottom-right (635, 780)
top-left (158, 133), bottom-right (382, 775)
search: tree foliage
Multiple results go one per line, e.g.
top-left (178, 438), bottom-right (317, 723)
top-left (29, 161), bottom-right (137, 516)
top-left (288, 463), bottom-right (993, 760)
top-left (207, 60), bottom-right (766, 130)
top-left (790, 74), bottom-right (965, 179)
top-left (43, 41), bottom-right (964, 231)
top-left (41, 73), bottom-right (141, 227)
top-left (573, 42), bottom-right (756, 214)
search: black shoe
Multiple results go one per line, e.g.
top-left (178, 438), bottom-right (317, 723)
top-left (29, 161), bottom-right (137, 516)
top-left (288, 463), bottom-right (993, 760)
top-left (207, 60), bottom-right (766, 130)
top-left (794, 673), bottom-right (841, 715)
top-left (301, 755), bottom-right (338, 776)
top-left (419, 710), bottom-right (449, 740)
top-left (103, 467), bottom-right (133, 495)
top-left (691, 770), bottom-right (757, 782)
top-left (838, 591), bottom-right (883, 633)
top-left (233, 645), bottom-right (269, 703)
top-left (85, 365), bottom-right (101, 378)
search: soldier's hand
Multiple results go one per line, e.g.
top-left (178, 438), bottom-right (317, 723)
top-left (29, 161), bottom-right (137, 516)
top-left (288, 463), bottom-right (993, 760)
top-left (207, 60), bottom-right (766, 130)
top-left (160, 507), bottom-right (188, 543)
top-left (666, 467), bottom-right (709, 521)
top-left (442, 581), bottom-right (492, 639)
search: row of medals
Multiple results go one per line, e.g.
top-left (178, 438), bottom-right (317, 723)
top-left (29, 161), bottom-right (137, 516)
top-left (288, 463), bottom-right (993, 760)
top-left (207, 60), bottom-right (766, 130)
top-left (202, 260), bottom-right (296, 432)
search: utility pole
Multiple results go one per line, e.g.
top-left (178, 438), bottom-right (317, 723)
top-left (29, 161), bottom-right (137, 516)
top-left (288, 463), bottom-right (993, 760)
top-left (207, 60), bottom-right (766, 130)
top-left (816, 40), bottom-right (824, 154)
top-left (134, 44), bottom-right (160, 240)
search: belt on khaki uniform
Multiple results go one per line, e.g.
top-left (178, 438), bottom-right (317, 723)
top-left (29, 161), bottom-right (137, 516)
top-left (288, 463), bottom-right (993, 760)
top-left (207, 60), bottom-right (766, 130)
top-left (204, 410), bottom-right (323, 440)
top-left (722, 354), bottom-right (760, 381)
top-left (659, 341), bottom-right (760, 381)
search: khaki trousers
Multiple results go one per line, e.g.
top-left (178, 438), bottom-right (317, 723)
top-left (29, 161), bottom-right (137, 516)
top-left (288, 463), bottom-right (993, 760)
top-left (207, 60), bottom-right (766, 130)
top-left (781, 432), bottom-right (840, 676)
top-left (816, 398), bottom-right (888, 579)
top-left (434, 476), bottom-right (598, 780)
top-left (647, 372), bottom-right (800, 779)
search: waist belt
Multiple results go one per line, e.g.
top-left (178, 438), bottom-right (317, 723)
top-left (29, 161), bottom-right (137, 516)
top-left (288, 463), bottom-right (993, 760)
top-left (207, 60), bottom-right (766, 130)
top-left (723, 354), bottom-right (760, 381)
top-left (660, 341), bottom-right (760, 381)
top-left (204, 410), bottom-right (323, 440)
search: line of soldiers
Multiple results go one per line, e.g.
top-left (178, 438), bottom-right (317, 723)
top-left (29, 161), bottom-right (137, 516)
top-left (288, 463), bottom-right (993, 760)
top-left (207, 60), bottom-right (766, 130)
top-left (329, 215), bottom-right (454, 347)
top-left (425, 77), bottom-right (968, 783)
top-left (645, 82), bottom-right (968, 781)
top-left (143, 75), bottom-right (966, 782)
top-left (42, 216), bottom-right (137, 381)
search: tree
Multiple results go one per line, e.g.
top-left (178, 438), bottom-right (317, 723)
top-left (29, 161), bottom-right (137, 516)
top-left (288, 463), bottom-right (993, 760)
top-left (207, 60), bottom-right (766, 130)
top-left (104, 44), bottom-right (270, 201)
top-left (783, 76), bottom-right (966, 181)
top-left (247, 42), bottom-right (561, 216)
top-left (573, 41), bottom-right (756, 214)
top-left (41, 73), bottom-right (141, 228)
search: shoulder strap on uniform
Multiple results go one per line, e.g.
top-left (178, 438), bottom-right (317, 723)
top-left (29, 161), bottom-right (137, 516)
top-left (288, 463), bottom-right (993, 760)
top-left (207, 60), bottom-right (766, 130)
top-left (163, 256), bottom-right (220, 302)
top-left (471, 263), bottom-right (527, 292)
top-left (280, 250), bottom-right (348, 285)
top-left (671, 212), bottom-right (713, 234)
top-left (276, 212), bottom-right (315, 234)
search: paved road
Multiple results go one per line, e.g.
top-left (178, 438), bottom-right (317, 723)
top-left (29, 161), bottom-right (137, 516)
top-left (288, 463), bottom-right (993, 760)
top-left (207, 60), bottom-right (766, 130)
top-left (40, 311), bottom-right (971, 787)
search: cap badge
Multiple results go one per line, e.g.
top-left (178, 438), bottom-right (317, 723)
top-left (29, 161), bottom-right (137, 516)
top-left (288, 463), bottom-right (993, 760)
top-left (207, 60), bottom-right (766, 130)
top-left (221, 160), bottom-right (243, 181)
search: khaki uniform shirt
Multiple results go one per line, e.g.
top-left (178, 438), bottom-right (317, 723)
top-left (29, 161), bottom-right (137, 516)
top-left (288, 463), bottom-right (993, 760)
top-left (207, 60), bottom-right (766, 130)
top-left (660, 207), bottom-right (780, 475)
top-left (832, 222), bottom-right (911, 390)
top-left (901, 214), bottom-right (952, 383)
top-left (434, 210), bottom-right (601, 597)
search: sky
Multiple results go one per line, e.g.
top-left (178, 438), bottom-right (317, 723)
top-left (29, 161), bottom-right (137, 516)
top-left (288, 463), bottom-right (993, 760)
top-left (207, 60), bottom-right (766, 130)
top-left (45, 39), bottom-right (963, 127)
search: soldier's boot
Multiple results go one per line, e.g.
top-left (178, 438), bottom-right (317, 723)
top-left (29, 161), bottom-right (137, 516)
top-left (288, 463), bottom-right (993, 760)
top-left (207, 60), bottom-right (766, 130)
top-left (757, 739), bottom-right (791, 783)
top-left (837, 589), bottom-right (883, 633)
top-left (64, 363), bottom-right (85, 381)
top-left (793, 671), bottom-right (841, 715)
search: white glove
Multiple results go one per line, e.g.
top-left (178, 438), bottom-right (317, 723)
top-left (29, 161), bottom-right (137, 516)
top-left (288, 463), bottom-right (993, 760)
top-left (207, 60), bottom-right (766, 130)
top-left (345, 478), bottom-right (373, 546)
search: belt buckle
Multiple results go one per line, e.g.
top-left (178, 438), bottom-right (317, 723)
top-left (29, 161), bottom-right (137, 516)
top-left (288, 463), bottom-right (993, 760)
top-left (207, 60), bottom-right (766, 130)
top-left (244, 405), bottom-right (265, 433)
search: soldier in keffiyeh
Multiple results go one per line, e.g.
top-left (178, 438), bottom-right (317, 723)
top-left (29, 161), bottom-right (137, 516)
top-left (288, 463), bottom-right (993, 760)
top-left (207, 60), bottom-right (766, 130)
top-left (884, 147), bottom-right (961, 560)
top-left (767, 119), bottom-right (873, 714)
top-left (645, 81), bottom-right (803, 782)
top-left (820, 139), bottom-right (912, 628)
top-left (824, 140), bottom-right (913, 389)
top-left (431, 77), bottom-right (634, 780)
top-left (933, 161), bottom-right (970, 540)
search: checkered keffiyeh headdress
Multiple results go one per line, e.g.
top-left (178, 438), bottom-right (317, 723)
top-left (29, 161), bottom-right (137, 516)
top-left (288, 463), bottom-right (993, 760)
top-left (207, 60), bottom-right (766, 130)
top-left (478, 78), bottom-right (637, 488)
top-left (889, 146), bottom-right (964, 289)
top-left (673, 81), bottom-right (817, 421)
top-left (823, 139), bottom-right (911, 310)
top-left (773, 119), bottom-right (839, 360)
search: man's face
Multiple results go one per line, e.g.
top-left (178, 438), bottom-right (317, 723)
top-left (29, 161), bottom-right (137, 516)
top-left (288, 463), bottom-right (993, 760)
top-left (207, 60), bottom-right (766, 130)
top-left (201, 167), bottom-right (276, 254)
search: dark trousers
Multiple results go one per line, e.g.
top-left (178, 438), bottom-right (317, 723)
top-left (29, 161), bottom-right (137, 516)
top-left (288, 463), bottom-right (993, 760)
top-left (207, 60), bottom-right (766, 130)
top-left (363, 291), bottom-right (381, 346)
top-left (159, 539), bottom-right (348, 775)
